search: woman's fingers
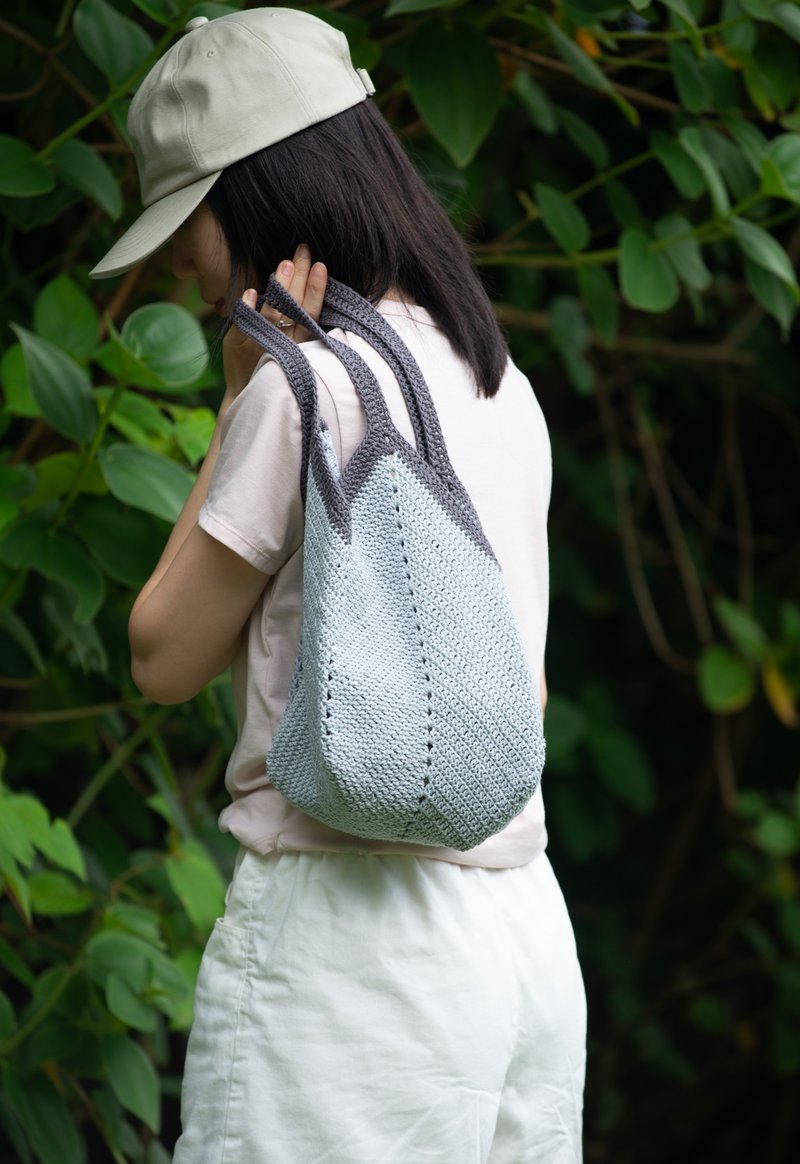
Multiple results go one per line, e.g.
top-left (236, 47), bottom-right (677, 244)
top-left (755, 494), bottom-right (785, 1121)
top-left (265, 244), bottom-right (326, 342)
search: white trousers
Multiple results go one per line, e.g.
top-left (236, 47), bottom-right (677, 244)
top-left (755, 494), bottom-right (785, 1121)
top-left (173, 847), bottom-right (587, 1163)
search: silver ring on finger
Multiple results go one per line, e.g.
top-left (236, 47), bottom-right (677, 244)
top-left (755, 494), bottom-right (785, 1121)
top-left (276, 317), bottom-right (293, 329)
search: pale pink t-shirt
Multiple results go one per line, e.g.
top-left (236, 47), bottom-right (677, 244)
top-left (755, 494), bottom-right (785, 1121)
top-left (198, 300), bottom-right (552, 868)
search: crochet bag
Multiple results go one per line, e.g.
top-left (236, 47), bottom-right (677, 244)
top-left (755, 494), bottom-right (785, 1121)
top-left (230, 276), bottom-right (546, 851)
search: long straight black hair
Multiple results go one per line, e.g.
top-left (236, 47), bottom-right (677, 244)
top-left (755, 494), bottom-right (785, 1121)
top-left (206, 99), bottom-right (508, 397)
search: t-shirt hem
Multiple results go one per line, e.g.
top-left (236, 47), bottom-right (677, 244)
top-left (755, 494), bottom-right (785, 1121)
top-left (198, 504), bottom-right (283, 574)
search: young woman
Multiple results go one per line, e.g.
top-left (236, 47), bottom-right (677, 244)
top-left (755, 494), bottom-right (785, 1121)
top-left (91, 8), bottom-right (587, 1162)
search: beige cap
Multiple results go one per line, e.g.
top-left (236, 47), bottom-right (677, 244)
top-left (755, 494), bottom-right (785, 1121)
top-left (89, 8), bottom-right (375, 279)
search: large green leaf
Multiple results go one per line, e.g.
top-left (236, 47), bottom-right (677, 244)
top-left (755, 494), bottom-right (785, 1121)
top-left (28, 871), bottom-right (93, 916)
top-left (577, 264), bottom-right (619, 347)
top-left (73, 0), bottom-right (154, 87)
top-left (33, 274), bottom-right (99, 363)
top-left (588, 725), bottom-right (655, 812)
top-left (669, 41), bottom-right (712, 112)
top-left (52, 139), bottom-right (123, 221)
top-left (0, 344), bottom-right (40, 418)
top-left (556, 107), bottom-right (611, 170)
top-left (385, 0), bottom-right (460, 13)
top-left (650, 131), bottom-right (706, 200)
top-left (2, 1067), bottom-right (84, 1164)
top-left (618, 228), bottom-right (680, 312)
top-left (772, 2), bottom-right (800, 44)
top-left (106, 971), bottom-right (159, 1032)
top-left (678, 126), bottom-right (731, 215)
top-left (744, 256), bottom-right (796, 339)
top-left (8, 325), bottom-right (97, 442)
top-left (131, 0), bottom-right (182, 23)
top-left (533, 183), bottom-right (591, 253)
top-left (73, 495), bottom-right (163, 586)
top-left (23, 451), bottom-right (106, 512)
top-left (102, 1034), bottom-right (160, 1132)
top-left (655, 214), bottom-right (713, 291)
top-left (164, 838), bottom-right (226, 930)
top-left (698, 645), bottom-right (755, 712)
top-left (0, 136), bottom-right (54, 197)
top-left (407, 20), bottom-right (502, 167)
top-left (713, 596), bottom-right (769, 661)
top-left (760, 133), bottom-right (800, 203)
top-left (730, 216), bottom-right (800, 295)
top-left (99, 304), bottom-right (209, 390)
top-left (0, 519), bottom-right (105, 624)
top-left (98, 443), bottom-right (194, 522)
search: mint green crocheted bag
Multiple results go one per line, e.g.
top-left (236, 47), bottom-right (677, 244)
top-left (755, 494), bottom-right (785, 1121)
top-left (231, 276), bottom-right (545, 851)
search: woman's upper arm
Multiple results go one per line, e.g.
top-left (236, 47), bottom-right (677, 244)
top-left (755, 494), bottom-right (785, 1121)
top-left (129, 524), bottom-right (269, 704)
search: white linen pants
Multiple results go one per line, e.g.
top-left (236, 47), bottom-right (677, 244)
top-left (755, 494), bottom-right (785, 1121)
top-left (172, 847), bottom-right (587, 1163)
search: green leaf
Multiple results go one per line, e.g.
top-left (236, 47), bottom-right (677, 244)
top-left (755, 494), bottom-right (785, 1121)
top-left (556, 107), bottom-right (611, 170)
top-left (0, 936), bottom-right (35, 988)
top-left (544, 16), bottom-right (638, 126)
top-left (73, 0), bottom-right (154, 87)
top-left (132, 0), bottom-right (181, 23)
top-left (618, 228), bottom-right (680, 312)
top-left (678, 126), bottom-right (731, 215)
top-left (33, 274), bottom-right (99, 362)
top-left (29, 871), bottom-right (93, 916)
top-left (385, 0), bottom-right (459, 13)
top-left (669, 41), bottom-right (712, 112)
top-left (164, 838), bottom-right (226, 930)
top-left (722, 113), bottom-right (769, 176)
top-left (1, 345), bottom-right (41, 418)
top-left (713, 597), bottom-right (769, 661)
top-left (533, 183), bottom-right (590, 253)
top-left (98, 444), bottom-right (194, 523)
top-left (541, 694), bottom-right (587, 769)
top-left (772, 2), bottom-right (800, 43)
top-left (577, 264), bottom-right (619, 347)
top-left (8, 325), bottom-right (97, 442)
top-left (513, 73), bottom-right (558, 135)
top-left (101, 304), bottom-right (209, 389)
top-left (407, 20), bottom-right (502, 167)
top-left (73, 495), bottom-right (162, 586)
top-left (0, 991), bottom-right (14, 1040)
top-left (103, 1034), bottom-right (160, 1132)
top-left (52, 139), bottom-right (123, 221)
top-left (2, 1067), bottom-right (84, 1164)
top-left (40, 819), bottom-right (87, 880)
top-left (0, 519), bottom-right (106, 624)
top-left (106, 972), bottom-right (159, 1032)
top-left (760, 133), bottom-right (800, 203)
top-left (94, 387), bottom-right (172, 447)
top-left (755, 811), bottom-right (800, 857)
top-left (744, 257), bottom-right (796, 339)
top-left (698, 645), bottom-right (756, 713)
top-left (170, 406), bottom-right (216, 464)
top-left (23, 451), bottom-right (106, 512)
top-left (650, 131), bottom-right (706, 200)
top-left (0, 607), bottom-right (45, 674)
top-left (588, 725), bottom-right (655, 812)
top-left (730, 216), bottom-right (800, 294)
top-left (0, 135), bottom-right (55, 197)
top-left (655, 214), bottom-right (713, 291)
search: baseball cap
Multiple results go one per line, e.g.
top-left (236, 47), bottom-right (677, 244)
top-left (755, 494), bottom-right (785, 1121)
top-left (89, 8), bottom-right (375, 279)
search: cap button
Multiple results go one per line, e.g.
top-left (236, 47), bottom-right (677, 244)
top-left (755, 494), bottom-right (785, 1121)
top-left (184, 16), bottom-right (209, 32)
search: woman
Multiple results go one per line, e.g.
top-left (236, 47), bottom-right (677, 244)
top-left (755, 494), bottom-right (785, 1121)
top-left (91, 8), bottom-right (587, 1162)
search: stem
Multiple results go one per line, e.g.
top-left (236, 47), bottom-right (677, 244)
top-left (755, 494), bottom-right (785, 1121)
top-left (51, 379), bottom-right (127, 527)
top-left (0, 958), bottom-right (81, 1058)
top-left (67, 705), bottom-right (171, 830)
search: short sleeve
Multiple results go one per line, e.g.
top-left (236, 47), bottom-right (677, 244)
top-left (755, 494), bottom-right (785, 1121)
top-left (198, 356), bottom-right (305, 575)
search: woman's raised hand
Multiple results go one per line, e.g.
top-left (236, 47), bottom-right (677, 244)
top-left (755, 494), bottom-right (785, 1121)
top-left (222, 244), bottom-right (328, 400)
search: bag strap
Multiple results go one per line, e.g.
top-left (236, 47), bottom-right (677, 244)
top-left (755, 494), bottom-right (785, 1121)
top-left (320, 279), bottom-right (453, 478)
top-left (243, 276), bottom-right (396, 438)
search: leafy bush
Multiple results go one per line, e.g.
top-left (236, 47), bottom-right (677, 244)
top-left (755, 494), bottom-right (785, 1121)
top-left (1, 1), bottom-right (799, 1160)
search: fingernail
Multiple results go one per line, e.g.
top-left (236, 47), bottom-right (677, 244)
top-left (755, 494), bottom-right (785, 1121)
top-left (296, 244), bottom-right (311, 258)
top-left (280, 261), bottom-right (293, 277)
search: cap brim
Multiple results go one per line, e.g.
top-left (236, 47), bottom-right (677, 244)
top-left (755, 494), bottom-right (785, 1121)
top-left (89, 171), bottom-right (222, 279)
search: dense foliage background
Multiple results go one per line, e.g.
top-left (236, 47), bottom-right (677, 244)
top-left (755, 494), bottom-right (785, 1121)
top-left (1, 0), bottom-right (799, 1160)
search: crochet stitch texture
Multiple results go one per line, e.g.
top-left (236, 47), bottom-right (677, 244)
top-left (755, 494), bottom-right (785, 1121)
top-left (231, 277), bottom-right (546, 850)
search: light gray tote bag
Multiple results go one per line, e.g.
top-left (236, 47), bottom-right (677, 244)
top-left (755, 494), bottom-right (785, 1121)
top-left (231, 276), bottom-right (546, 850)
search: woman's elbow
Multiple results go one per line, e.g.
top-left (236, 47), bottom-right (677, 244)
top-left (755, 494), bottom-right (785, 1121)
top-left (130, 653), bottom-right (197, 705)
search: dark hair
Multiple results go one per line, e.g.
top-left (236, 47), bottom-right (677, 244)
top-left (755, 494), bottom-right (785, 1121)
top-left (206, 99), bottom-right (508, 397)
